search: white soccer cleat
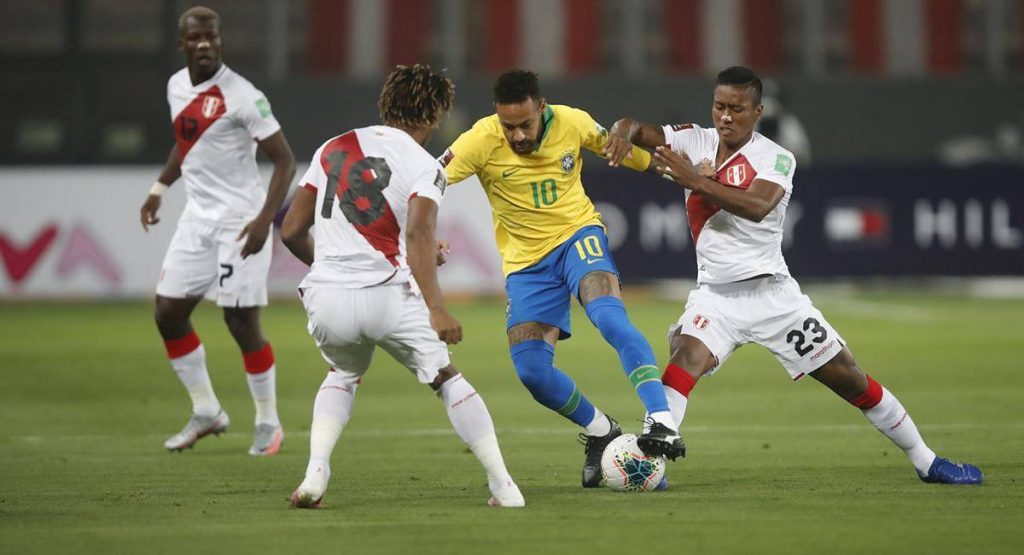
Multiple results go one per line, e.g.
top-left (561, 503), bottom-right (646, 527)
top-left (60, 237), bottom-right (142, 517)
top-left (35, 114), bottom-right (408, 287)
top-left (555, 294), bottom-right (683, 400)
top-left (290, 465), bottom-right (330, 510)
top-left (487, 476), bottom-right (525, 508)
top-left (163, 410), bottom-right (230, 452)
top-left (248, 424), bottom-right (284, 456)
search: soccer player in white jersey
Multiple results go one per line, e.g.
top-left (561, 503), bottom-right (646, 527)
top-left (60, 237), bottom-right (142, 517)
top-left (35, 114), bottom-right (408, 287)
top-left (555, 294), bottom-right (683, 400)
top-left (139, 6), bottom-right (296, 456)
top-left (281, 65), bottom-right (524, 509)
top-left (605, 66), bottom-right (981, 485)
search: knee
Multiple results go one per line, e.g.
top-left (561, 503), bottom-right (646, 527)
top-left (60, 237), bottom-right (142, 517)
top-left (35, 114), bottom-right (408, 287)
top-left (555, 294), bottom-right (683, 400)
top-left (585, 297), bottom-right (636, 342)
top-left (668, 334), bottom-right (714, 377)
top-left (429, 365), bottom-right (460, 391)
top-left (154, 298), bottom-right (185, 334)
top-left (510, 341), bottom-right (554, 392)
top-left (222, 309), bottom-right (257, 338)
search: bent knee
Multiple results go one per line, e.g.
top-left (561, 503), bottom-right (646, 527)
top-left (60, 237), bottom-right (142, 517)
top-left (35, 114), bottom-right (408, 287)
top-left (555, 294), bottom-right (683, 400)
top-left (668, 333), bottom-right (716, 376)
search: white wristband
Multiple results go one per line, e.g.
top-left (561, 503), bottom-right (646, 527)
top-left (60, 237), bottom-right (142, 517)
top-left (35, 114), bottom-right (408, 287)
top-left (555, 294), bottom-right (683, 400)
top-left (149, 181), bottom-right (169, 196)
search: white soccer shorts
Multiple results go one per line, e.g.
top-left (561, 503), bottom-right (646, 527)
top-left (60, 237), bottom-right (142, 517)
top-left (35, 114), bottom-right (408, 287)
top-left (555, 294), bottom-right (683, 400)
top-left (669, 276), bottom-right (845, 380)
top-left (299, 283), bottom-right (451, 384)
top-left (156, 215), bottom-right (271, 307)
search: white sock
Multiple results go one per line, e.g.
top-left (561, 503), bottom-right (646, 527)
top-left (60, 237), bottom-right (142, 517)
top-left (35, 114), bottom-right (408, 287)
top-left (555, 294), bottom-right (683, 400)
top-left (645, 410), bottom-right (677, 433)
top-left (170, 344), bottom-right (220, 417)
top-left (862, 388), bottom-right (936, 475)
top-left (247, 365), bottom-right (280, 427)
top-left (664, 386), bottom-right (689, 429)
top-left (583, 408), bottom-right (611, 436)
top-left (307, 371), bottom-right (358, 477)
top-left (437, 374), bottom-right (512, 482)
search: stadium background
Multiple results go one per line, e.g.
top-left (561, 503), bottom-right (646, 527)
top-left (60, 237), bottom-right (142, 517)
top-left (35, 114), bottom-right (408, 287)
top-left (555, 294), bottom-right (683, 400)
top-left (1, 1), bottom-right (1022, 554)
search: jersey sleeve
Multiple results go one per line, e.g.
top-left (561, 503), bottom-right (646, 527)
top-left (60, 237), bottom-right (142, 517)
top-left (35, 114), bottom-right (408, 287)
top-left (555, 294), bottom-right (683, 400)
top-left (298, 145), bottom-right (326, 193)
top-left (439, 120), bottom-right (489, 185)
top-left (661, 123), bottom-right (706, 160)
top-left (751, 147), bottom-right (796, 192)
top-left (577, 109), bottom-right (651, 172)
top-left (235, 88), bottom-right (282, 141)
top-left (409, 160), bottom-right (447, 206)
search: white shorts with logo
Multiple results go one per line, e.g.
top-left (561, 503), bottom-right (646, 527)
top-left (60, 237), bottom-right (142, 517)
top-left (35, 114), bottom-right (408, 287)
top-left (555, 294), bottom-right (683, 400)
top-left (669, 276), bottom-right (845, 380)
top-left (156, 215), bottom-right (271, 307)
top-left (299, 283), bottom-right (450, 384)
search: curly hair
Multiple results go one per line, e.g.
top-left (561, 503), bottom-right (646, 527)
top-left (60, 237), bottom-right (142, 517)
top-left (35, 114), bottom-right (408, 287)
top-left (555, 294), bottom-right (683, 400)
top-left (378, 64), bottom-right (455, 129)
top-left (492, 69), bottom-right (540, 105)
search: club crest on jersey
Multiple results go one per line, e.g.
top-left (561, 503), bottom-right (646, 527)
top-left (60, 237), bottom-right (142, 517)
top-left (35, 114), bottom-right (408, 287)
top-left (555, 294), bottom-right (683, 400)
top-left (560, 151), bottom-right (576, 174)
top-left (723, 165), bottom-right (747, 186)
top-left (693, 315), bottom-right (710, 329)
top-left (201, 96), bottom-right (221, 119)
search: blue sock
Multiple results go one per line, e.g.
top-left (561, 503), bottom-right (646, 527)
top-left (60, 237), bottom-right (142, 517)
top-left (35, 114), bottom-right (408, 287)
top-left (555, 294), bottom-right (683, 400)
top-left (584, 296), bottom-right (668, 414)
top-left (510, 340), bottom-right (596, 427)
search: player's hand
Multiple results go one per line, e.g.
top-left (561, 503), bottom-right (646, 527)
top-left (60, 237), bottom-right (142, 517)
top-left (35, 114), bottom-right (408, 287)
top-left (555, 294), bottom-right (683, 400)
top-left (237, 216), bottom-right (272, 258)
top-left (140, 195), bottom-right (162, 232)
top-left (696, 158), bottom-right (715, 178)
top-left (436, 241), bottom-right (450, 267)
top-left (603, 129), bottom-right (635, 167)
top-left (653, 146), bottom-right (699, 188)
top-left (429, 306), bottom-right (462, 344)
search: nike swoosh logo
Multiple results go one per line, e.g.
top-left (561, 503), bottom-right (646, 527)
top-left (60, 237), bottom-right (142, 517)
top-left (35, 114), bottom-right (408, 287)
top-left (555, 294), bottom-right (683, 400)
top-left (502, 168), bottom-right (521, 178)
top-left (586, 258), bottom-right (605, 264)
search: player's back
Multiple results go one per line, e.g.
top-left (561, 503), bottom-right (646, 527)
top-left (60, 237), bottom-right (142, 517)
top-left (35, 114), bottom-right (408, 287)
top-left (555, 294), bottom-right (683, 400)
top-left (298, 125), bottom-right (447, 289)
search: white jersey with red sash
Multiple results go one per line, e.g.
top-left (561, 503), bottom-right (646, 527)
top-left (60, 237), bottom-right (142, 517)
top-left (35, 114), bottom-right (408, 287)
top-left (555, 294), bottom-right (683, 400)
top-left (167, 64), bottom-right (281, 225)
top-left (662, 124), bottom-right (796, 285)
top-left (297, 126), bottom-right (447, 289)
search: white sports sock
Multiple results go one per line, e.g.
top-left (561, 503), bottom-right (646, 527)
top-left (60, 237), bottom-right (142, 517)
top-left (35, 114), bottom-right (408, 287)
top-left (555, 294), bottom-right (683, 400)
top-left (583, 408), bottom-right (611, 436)
top-left (646, 410), bottom-right (677, 433)
top-left (862, 387), bottom-right (936, 475)
top-left (307, 372), bottom-right (358, 476)
top-left (437, 374), bottom-right (512, 482)
top-left (170, 344), bottom-right (220, 418)
top-left (247, 365), bottom-right (280, 427)
top-left (664, 386), bottom-right (689, 429)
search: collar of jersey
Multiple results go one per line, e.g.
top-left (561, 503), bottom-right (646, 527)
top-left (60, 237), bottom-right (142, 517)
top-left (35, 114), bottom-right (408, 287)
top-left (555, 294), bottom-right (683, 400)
top-left (190, 63), bottom-right (228, 91)
top-left (532, 105), bottom-right (555, 153)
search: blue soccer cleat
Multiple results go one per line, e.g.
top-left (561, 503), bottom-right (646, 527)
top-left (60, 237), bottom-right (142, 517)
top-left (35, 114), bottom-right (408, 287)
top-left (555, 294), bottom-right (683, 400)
top-left (919, 457), bottom-right (983, 485)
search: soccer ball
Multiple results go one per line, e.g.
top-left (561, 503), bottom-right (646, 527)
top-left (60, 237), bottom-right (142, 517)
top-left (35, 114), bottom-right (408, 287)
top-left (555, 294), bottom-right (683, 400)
top-left (600, 433), bottom-right (667, 492)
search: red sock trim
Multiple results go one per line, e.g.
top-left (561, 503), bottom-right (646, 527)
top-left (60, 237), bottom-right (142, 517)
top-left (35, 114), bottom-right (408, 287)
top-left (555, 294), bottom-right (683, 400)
top-left (662, 364), bottom-right (697, 397)
top-left (851, 374), bottom-right (883, 409)
top-left (243, 343), bottom-right (275, 374)
top-left (164, 331), bottom-right (201, 359)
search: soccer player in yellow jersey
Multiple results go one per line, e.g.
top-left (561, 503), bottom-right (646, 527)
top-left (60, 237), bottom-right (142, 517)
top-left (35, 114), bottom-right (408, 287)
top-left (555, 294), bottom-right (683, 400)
top-left (440, 70), bottom-right (685, 488)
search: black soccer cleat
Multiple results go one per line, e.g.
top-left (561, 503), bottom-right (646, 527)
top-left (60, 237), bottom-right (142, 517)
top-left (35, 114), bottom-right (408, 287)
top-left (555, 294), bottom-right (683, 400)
top-left (579, 415), bottom-right (622, 488)
top-left (637, 422), bottom-right (686, 461)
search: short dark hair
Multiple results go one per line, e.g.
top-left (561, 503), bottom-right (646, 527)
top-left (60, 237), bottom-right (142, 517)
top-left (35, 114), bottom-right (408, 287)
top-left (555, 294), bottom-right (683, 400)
top-left (493, 70), bottom-right (541, 105)
top-left (716, 66), bottom-right (762, 105)
top-left (378, 64), bottom-right (455, 129)
top-left (179, 6), bottom-right (219, 36)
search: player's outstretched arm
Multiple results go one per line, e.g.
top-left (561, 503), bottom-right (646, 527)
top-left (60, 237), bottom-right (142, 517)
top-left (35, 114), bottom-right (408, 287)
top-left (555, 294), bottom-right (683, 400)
top-left (238, 130), bottom-right (297, 258)
top-left (407, 196), bottom-right (462, 345)
top-left (140, 144), bottom-right (182, 232)
top-left (605, 118), bottom-right (667, 167)
top-left (280, 185), bottom-right (316, 266)
top-left (653, 146), bottom-right (784, 222)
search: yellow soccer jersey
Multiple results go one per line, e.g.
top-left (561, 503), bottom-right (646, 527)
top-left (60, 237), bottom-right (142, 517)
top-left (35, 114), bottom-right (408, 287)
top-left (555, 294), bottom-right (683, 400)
top-left (441, 104), bottom-right (651, 275)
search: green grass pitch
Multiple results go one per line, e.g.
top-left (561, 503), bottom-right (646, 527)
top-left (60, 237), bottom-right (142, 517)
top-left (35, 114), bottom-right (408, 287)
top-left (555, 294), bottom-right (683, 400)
top-left (2, 292), bottom-right (1022, 554)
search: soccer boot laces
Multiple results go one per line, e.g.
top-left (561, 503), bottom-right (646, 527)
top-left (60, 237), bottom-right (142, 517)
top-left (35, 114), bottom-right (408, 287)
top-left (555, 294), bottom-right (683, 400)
top-left (637, 418), bottom-right (686, 461)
